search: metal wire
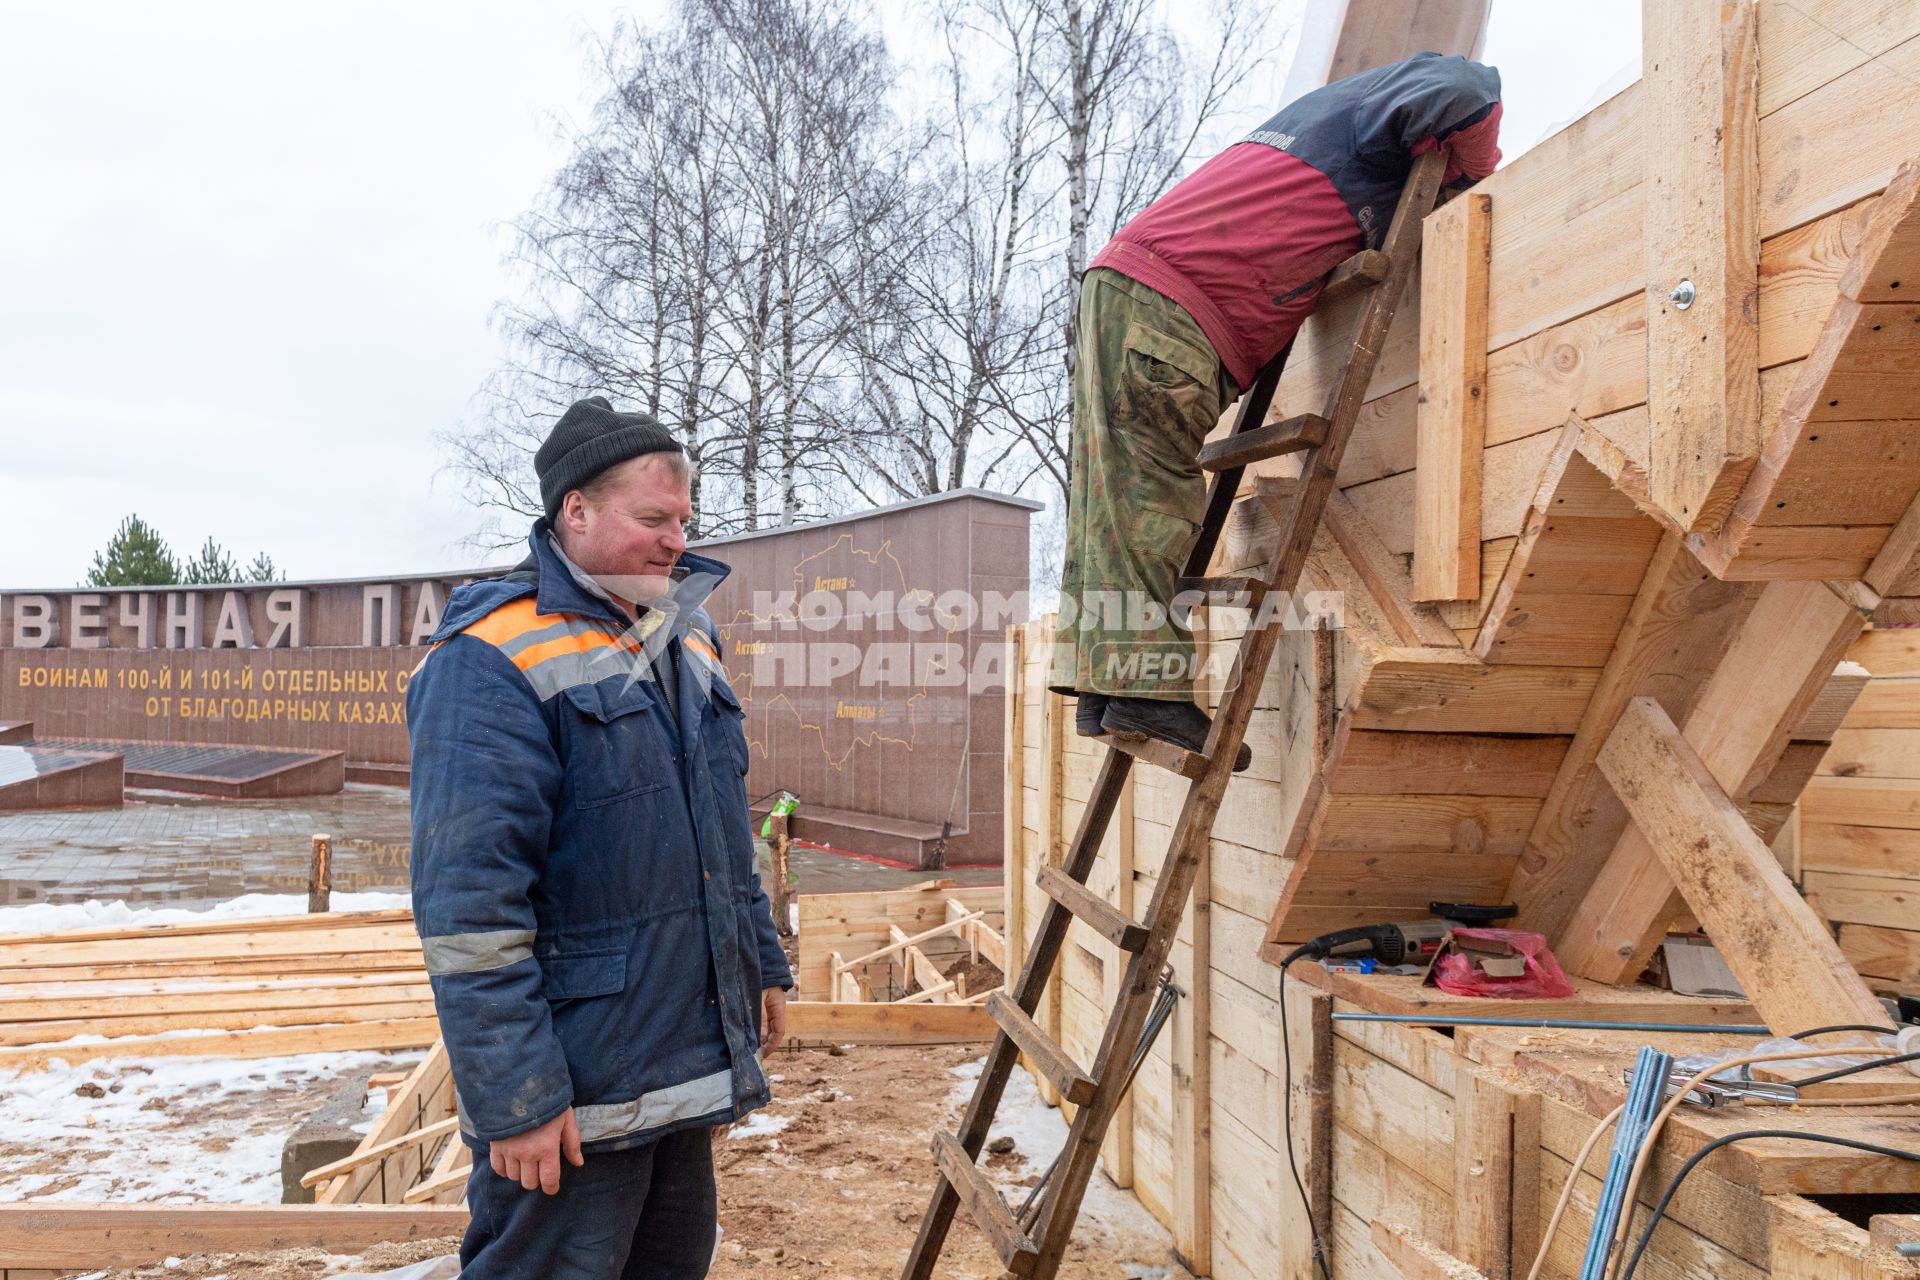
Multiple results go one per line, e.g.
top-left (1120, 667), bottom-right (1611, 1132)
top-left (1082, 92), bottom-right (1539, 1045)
top-left (1015, 969), bottom-right (1182, 1226)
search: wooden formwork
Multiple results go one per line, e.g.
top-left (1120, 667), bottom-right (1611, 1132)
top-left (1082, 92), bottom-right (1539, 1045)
top-left (1001, 0), bottom-right (1920, 1262)
top-left (796, 879), bottom-right (1004, 1002)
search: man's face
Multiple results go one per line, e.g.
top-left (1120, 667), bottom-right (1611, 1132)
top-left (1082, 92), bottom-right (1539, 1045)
top-left (558, 454), bottom-right (692, 605)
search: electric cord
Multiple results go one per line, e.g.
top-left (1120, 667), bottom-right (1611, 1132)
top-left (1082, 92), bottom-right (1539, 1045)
top-left (1525, 1103), bottom-right (1625, 1280)
top-left (1606, 1046), bottom-right (1900, 1280)
top-left (1788, 1048), bottom-right (1920, 1086)
top-left (1277, 947), bottom-right (1331, 1280)
top-left (1619, 1130), bottom-right (1920, 1280)
top-left (1786, 1022), bottom-right (1898, 1039)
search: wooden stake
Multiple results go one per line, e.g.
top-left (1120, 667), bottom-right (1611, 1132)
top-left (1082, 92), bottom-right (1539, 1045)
top-left (308, 834), bottom-right (333, 914)
top-left (769, 811), bottom-right (794, 938)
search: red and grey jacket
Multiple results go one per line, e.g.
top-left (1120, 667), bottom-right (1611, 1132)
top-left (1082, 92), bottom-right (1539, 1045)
top-left (1091, 52), bottom-right (1502, 391)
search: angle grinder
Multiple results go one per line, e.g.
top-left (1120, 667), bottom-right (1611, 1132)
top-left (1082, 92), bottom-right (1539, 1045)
top-left (1287, 900), bottom-right (1519, 967)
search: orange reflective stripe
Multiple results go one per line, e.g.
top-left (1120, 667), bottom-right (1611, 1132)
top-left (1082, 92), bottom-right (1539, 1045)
top-left (684, 632), bottom-right (719, 663)
top-left (510, 630), bottom-right (621, 672)
top-left (462, 599), bottom-right (548, 647)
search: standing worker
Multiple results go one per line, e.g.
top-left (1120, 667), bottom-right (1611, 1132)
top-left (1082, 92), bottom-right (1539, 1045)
top-left (1052, 53), bottom-right (1503, 764)
top-left (407, 396), bottom-right (792, 1279)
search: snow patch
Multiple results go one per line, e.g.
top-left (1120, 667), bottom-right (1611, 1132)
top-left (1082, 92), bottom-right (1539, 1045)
top-left (947, 1057), bottom-right (1174, 1263)
top-left (728, 1110), bottom-right (791, 1140)
top-left (0, 891), bottom-right (411, 935)
top-left (0, 1048), bottom-right (419, 1203)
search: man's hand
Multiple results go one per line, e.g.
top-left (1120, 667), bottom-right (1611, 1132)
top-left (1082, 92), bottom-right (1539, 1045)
top-left (761, 986), bottom-right (789, 1055)
top-left (488, 1107), bottom-right (584, 1194)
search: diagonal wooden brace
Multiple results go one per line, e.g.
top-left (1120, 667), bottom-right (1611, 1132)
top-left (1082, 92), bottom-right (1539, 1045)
top-left (1596, 696), bottom-right (1885, 1036)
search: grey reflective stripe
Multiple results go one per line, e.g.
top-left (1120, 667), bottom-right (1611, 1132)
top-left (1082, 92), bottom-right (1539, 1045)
top-left (574, 1069), bottom-right (734, 1142)
top-left (523, 644), bottom-right (643, 701)
top-left (421, 928), bottom-right (536, 976)
top-left (492, 618), bottom-right (576, 660)
top-left (457, 1069), bottom-right (735, 1145)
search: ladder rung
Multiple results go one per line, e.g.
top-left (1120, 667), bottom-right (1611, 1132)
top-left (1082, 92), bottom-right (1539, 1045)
top-left (932, 1130), bottom-right (1040, 1274)
top-left (987, 992), bottom-right (1097, 1106)
top-left (1198, 413), bottom-right (1328, 471)
top-left (1320, 249), bottom-right (1389, 302)
top-left (1177, 574), bottom-right (1268, 602)
top-left (1098, 732), bottom-right (1209, 779)
top-left (1036, 865), bottom-right (1149, 952)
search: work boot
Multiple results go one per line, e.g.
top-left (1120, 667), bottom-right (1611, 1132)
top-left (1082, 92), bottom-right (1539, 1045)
top-left (1074, 693), bottom-right (1110, 737)
top-left (1101, 697), bottom-right (1253, 773)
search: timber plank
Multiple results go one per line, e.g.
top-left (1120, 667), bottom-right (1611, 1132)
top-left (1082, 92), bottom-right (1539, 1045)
top-left (1804, 869), bottom-right (1920, 932)
top-left (1800, 774), bottom-right (1920, 828)
top-left (1324, 728), bottom-right (1568, 797)
top-left (1414, 190), bottom-right (1490, 602)
top-left (1802, 820), bottom-right (1920, 876)
top-left (1596, 696), bottom-right (1885, 1034)
top-left (0, 1017), bottom-right (443, 1072)
top-left (1644, 0), bottom-right (1761, 530)
top-left (1837, 922), bottom-right (1920, 982)
top-left (1478, 592), bottom-right (1634, 667)
top-left (0, 1203), bottom-right (468, 1269)
top-left (1349, 650), bottom-right (1600, 735)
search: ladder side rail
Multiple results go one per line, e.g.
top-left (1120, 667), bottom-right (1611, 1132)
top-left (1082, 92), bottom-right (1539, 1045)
top-left (898, 749), bottom-right (1135, 1279)
top-left (1029, 150), bottom-right (1447, 1275)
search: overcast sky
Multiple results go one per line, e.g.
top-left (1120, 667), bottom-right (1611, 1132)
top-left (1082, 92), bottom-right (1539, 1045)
top-left (0, 1), bottom-right (1639, 589)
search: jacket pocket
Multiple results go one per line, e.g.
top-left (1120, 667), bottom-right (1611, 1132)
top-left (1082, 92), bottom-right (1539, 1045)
top-left (562, 683), bottom-right (672, 808)
top-left (540, 948), bottom-right (627, 1000)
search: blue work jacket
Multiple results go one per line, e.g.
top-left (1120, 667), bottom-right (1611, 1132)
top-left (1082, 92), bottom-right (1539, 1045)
top-left (406, 523), bottom-right (790, 1151)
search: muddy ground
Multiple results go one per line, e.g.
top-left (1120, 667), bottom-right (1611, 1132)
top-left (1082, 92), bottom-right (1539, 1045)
top-left (69, 1045), bottom-right (1181, 1280)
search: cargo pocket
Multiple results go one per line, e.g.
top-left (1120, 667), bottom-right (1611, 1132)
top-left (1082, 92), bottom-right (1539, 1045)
top-left (540, 948), bottom-right (628, 1000)
top-left (1116, 321), bottom-right (1225, 520)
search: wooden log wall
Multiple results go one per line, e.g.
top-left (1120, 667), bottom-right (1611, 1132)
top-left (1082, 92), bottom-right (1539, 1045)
top-left (1802, 628), bottom-right (1920, 995)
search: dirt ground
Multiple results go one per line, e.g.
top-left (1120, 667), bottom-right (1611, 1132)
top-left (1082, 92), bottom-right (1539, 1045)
top-left (70, 1045), bottom-right (1180, 1280)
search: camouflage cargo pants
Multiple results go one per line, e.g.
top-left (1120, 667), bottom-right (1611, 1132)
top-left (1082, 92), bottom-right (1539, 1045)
top-left (1049, 268), bottom-right (1237, 700)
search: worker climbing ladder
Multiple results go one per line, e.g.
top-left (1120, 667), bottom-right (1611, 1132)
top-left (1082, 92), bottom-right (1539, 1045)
top-left (898, 148), bottom-right (1449, 1280)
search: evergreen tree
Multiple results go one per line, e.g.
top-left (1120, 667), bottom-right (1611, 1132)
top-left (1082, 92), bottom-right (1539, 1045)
top-left (181, 536), bottom-right (244, 585)
top-left (244, 552), bottom-right (285, 583)
top-left (84, 515), bottom-right (180, 587)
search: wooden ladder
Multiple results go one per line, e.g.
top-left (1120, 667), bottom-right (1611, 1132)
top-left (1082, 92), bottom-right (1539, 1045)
top-left (898, 150), bottom-right (1447, 1280)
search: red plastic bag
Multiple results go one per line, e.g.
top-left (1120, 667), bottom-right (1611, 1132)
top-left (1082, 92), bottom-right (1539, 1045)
top-left (1426, 928), bottom-right (1575, 1000)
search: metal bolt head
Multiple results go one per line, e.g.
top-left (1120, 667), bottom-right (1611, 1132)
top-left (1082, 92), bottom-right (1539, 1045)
top-left (1669, 279), bottom-right (1696, 310)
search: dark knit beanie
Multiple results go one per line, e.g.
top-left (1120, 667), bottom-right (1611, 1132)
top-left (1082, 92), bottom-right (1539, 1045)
top-left (535, 396), bottom-right (685, 521)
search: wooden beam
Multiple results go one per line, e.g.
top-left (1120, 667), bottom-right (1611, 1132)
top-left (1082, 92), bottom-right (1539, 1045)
top-left (1280, 980), bottom-right (1333, 1279)
top-left (1415, 190), bottom-right (1491, 602)
top-left (782, 1000), bottom-right (993, 1045)
top-left (1596, 696), bottom-right (1885, 1035)
top-left (1324, 491), bottom-right (1459, 646)
top-left (1557, 578), bottom-right (1862, 981)
top-left (1371, 1219), bottom-right (1493, 1280)
top-left (1644, 0), bottom-right (1761, 529)
top-left (0, 1203), bottom-right (468, 1269)
top-left (0, 1017), bottom-right (442, 1074)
